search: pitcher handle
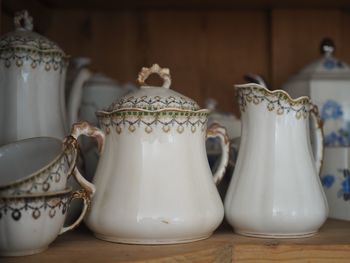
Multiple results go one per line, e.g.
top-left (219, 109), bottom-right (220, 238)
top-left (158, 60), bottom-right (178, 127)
top-left (310, 103), bottom-right (324, 175)
top-left (206, 123), bottom-right (230, 185)
top-left (59, 189), bottom-right (91, 235)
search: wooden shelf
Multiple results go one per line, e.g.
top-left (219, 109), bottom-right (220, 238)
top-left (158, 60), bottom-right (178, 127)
top-left (31, 0), bottom-right (350, 10)
top-left (3, 219), bottom-right (350, 262)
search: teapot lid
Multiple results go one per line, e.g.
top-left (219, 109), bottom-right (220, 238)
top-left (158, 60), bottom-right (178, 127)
top-left (104, 64), bottom-right (200, 112)
top-left (286, 38), bottom-right (350, 81)
top-left (0, 10), bottom-right (68, 70)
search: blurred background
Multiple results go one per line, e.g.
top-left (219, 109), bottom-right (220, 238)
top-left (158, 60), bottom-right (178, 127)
top-left (2, 0), bottom-right (350, 116)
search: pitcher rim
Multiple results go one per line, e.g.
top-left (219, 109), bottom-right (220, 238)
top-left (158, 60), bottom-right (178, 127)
top-left (234, 83), bottom-right (310, 104)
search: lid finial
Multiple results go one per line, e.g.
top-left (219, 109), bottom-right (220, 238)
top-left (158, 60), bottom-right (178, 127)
top-left (320, 38), bottom-right (335, 56)
top-left (137, 64), bottom-right (171, 89)
top-left (14, 10), bottom-right (33, 31)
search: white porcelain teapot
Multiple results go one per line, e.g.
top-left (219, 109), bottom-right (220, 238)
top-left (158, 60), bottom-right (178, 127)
top-left (69, 64), bottom-right (230, 244)
top-left (0, 10), bottom-right (70, 144)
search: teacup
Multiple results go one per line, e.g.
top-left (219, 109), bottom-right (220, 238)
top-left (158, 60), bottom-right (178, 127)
top-left (0, 136), bottom-right (94, 196)
top-left (0, 187), bottom-right (91, 256)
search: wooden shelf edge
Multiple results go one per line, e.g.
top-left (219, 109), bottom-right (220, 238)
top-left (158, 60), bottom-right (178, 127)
top-left (2, 219), bottom-right (350, 263)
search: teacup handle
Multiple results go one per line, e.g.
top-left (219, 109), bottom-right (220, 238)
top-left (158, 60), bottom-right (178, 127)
top-left (310, 103), bottom-right (324, 175)
top-left (59, 189), bottom-right (91, 235)
top-left (206, 123), bottom-right (230, 185)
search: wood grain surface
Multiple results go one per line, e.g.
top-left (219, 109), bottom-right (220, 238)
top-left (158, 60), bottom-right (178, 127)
top-left (2, 219), bottom-right (350, 262)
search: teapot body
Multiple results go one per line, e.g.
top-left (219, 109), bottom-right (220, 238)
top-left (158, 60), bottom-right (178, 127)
top-left (224, 84), bottom-right (328, 238)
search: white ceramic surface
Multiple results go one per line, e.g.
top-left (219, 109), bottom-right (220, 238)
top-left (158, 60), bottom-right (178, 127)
top-left (224, 83), bottom-right (328, 238)
top-left (321, 147), bottom-right (350, 220)
top-left (0, 10), bottom-right (69, 144)
top-left (70, 64), bottom-right (230, 244)
top-left (0, 187), bottom-right (91, 257)
top-left (0, 136), bottom-right (95, 196)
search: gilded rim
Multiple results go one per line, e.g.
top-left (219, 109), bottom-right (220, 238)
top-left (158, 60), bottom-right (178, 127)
top-left (0, 137), bottom-right (77, 191)
top-left (234, 83), bottom-right (311, 104)
top-left (97, 108), bottom-right (209, 134)
top-left (96, 107), bottom-right (209, 117)
top-left (0, 187), bottom-right (72, 200)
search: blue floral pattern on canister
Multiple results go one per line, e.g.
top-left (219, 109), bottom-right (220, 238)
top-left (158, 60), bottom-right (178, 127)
top-left (323, 58), bottom-right (336, 70)
top-left (321, 100), bottom-right (350, 146)
top-left (321, 174), bottom-right (335, 189)
top-left (322, 169), bottom-right (350, 201)
top-left (323, 58), bottom-right (344, 70)
top-left (321, 100), bottom-right (343, 120)
top-left (334, 169), bottom-right (350, 201)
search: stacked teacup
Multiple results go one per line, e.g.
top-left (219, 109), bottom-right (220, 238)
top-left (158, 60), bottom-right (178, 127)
top-left (0, 135), bottom-right (95, 257)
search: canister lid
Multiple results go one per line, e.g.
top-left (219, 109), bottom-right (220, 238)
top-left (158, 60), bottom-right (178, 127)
top-left (0, 10), bottom-right (68, 70)
top-left (104, 64), bottom-right (201, 112)
top-left (286, 38), bottom-right (350, 81)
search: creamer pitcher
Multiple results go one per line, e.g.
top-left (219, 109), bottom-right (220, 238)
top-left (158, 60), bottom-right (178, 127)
top-left (224, 83), bottom-right (328, 238)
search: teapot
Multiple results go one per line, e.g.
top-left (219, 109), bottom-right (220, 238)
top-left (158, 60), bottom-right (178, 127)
top-left (69, 64), bottom-right (230, 244)
top-left (224, 83), bottom-right (328, 238)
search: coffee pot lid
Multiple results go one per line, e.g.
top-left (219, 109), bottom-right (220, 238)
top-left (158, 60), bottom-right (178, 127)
top-left (287, 38), bottom-right (350, 81)
top-left (0, 10), bottom-right (67, 70)
top-left (104, 64), bottom-right (200, 112)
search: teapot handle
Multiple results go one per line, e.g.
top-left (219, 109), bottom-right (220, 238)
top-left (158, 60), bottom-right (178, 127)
top-left (206, 123), bottom-right (230, 185)
top-left (310, 103), bottom-right (324, 175)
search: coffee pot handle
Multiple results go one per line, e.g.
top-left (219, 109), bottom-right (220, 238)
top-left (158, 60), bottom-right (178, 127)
top-left (206, 123), bottom-right (230, 185)
top-left (59, 187), bottom-right (91, 235)
top-left (67, 68), bottom-right (92, 127)
top-left (310, 104), bottom-right (324, 175)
